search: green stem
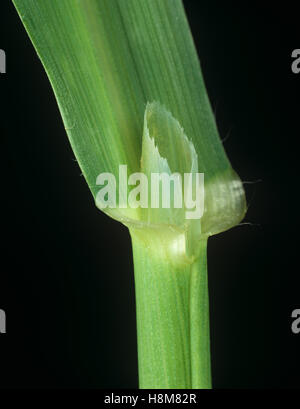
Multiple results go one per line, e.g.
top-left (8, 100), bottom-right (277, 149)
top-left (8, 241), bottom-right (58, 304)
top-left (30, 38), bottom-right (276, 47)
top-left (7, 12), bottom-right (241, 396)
top-left (189, 241), bottom-right (211, 388)
top-left (130, 229), bottom-right (211, 389)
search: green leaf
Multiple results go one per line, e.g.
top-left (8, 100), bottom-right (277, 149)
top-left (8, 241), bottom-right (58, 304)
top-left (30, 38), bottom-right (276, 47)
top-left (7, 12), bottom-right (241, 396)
top-left (13, 0), bottom-right (246, 236)
top-left (13, 0), bottom-right (247, 389)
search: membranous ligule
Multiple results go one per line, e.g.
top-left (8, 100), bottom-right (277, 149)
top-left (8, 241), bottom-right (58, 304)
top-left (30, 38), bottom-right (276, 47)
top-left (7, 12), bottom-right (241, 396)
top-left (96, 102), bottom-right (246, 260)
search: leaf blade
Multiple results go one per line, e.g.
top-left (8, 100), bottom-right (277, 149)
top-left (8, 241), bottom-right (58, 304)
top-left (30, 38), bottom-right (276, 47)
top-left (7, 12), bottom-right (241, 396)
top-left (12, 0), bottom-right (246, 234)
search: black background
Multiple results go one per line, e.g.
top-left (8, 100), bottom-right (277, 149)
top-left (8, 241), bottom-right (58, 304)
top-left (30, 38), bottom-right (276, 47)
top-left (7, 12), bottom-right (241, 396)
top-left (0, 1), bottom-right (299, 389)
